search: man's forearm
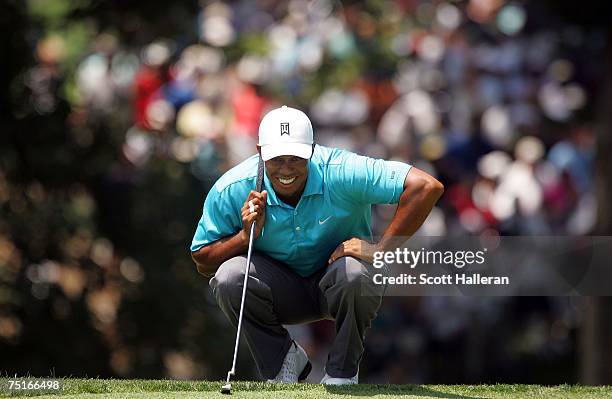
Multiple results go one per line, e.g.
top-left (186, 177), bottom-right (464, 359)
top-left (377, 170), bottom-right (444, 252)
top-left (191, 231), bottom-right (248, 277)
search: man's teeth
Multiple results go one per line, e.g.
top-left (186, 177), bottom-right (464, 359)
top-left (279, 177), bottom-right (296, 185)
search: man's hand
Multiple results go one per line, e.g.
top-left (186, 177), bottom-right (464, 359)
top-left (240, 190), bottom-right (268, 245)
top-left (328, 237), bottom-right (378, 265)
top-left (192, 190), bottom-right (267, 277)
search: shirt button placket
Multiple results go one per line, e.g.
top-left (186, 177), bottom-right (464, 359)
top-left (292, 210), bottom-right (300, 256)
top-left (293, 209), bottom-right (301, 237)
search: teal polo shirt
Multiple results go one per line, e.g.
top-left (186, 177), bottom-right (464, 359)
top-left (191, 145), bottom-right (412, 277)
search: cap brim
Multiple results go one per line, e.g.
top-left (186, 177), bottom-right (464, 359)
top-left (260, 142), bottom-right (313, 161)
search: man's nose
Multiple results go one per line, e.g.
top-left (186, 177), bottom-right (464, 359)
top-left (279, 163), bottom-right (294, 174)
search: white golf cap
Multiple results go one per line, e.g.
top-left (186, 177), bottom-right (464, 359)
top-left (258, 105), bottom-right (314, 161)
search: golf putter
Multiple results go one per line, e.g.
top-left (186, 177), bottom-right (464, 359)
top-left (221, 156), bottom-right (265, 395)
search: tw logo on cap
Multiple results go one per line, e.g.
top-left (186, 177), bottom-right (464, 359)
top-left (280, 122), bottom-right (290, 136)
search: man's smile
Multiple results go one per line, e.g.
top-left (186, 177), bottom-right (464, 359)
top-left (278, 176), bottom-right (297, 186)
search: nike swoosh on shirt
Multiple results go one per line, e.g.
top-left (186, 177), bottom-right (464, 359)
top-left (319, 216), bottom-right (333, 225)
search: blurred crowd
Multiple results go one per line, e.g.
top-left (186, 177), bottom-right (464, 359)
top-left (1, 0), bottom-right (605, 384)
top-left (69, 0), bottom-right (598, 235)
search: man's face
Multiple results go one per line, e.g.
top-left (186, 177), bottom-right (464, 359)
top-left (265, 155), bottom-right (309, 199)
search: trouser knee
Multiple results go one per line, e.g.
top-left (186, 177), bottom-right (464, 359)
top-left (210, 257), bottom-right (247, 309)
top-left (324, 256), bottom-right (379, 294)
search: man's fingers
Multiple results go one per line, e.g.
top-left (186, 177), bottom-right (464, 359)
top-left (248, 190), bottom-right (267, 201)
top-left (242, 207), bottom-right (259, 217)
top-left (247, 199), bottom-right (263, 209)
top-left (328, 244), bottom-right (345, 264)
top-left (242, 210), bottom-right (259, 223)
top-left (245, 191), bottom-right (267, 213)
top-left (327, 248), bottom-right (337, 264)
top-left (244, 200), bottom-right (264, 214)
top-left (241, 190), bottom-right (267, 240)
top-left (328, 238), bottom-right (366, 264)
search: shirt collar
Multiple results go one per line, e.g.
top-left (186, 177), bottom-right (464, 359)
top-left (263, 172), bottom-right (281, 206)
top-left (302, 159), bottom-right (323, 197)
top-left (263, 158), bottom-right (323, 207)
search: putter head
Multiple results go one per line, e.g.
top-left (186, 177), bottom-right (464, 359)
top-left (220, 383), bottom-right (232, 394)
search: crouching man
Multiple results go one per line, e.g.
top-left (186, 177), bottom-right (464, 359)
top-left (191, 106), bottom-right (443, 384)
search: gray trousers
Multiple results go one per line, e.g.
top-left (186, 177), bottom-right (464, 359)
top-left (210, 252), bottom-right (385, 379)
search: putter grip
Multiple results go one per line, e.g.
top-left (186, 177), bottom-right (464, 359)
top-left (255, 155), bottom-right (264, 193)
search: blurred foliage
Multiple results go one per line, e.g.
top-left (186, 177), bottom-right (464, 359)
top-left (231, 33), bottom-right (271, 59)
top-left (0, 0), bottom-right (254, 380)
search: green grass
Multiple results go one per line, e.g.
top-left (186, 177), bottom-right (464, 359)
top-left (1, 379), bottom-right (611, 398)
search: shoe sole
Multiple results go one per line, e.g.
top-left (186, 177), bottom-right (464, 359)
top-left (298, 361), bottom-right (312, 382)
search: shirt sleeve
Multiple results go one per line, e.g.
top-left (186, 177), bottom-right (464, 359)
top-left (190, 185), bottom-right (242, 252)
top-left (335, 152), bottom-right (412, 205)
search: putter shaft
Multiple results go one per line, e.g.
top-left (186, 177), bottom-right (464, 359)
top-left (225, 221), bottom-right (257, 385)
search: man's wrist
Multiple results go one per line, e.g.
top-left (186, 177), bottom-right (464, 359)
top-left (375, 236), bottom-right (408, 253)
top-left (237, 230), bottom-right (249, 251)
top-left (373, 239), bottom-right (388, 255)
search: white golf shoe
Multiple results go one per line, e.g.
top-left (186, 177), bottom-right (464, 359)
top-left (267, 341), bottom-right (311, 383)
top-left (320, 370), bottom-right (358, 385)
